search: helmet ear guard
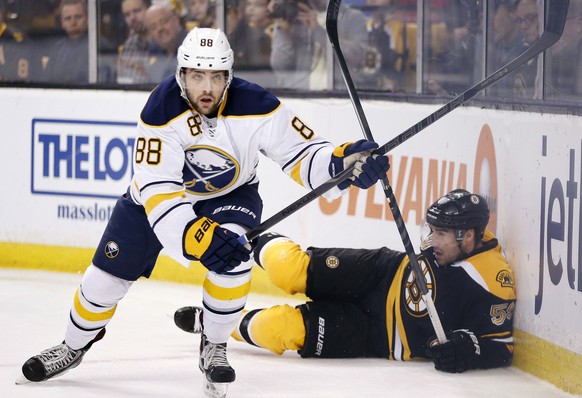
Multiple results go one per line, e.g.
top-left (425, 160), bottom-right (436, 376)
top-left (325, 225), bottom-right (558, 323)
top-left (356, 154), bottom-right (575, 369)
top-left (425, 189), bottom-right (490, 240)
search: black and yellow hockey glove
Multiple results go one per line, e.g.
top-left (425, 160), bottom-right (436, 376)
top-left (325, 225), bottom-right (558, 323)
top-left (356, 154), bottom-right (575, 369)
top-left (183, 216), bottom-right (251, 273)
top-left (426, 329), bottom-right (481, 373)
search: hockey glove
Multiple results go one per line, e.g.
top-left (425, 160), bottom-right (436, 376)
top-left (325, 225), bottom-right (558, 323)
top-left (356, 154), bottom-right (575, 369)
top-left (329, 139), bottom-right (390, 190)
top-left (183, 216), bottom-right (252, 273)
top-left (425, 329), bottom-right (481, 373)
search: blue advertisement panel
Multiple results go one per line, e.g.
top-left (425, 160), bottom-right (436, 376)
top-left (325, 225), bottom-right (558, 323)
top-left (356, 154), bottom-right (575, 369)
top-left (31, 118), bottom-right (136, 199)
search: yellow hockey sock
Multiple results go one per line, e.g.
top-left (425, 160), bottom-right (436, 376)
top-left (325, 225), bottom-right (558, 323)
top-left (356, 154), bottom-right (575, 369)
top-left (232, 305), bottom-right (305, 355)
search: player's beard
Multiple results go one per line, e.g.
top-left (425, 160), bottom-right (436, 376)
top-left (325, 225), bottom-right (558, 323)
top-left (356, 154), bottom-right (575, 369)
top-left (190, 84), bottom-right (228, 116)
top-left (192, 94), bottom-right (219, 116)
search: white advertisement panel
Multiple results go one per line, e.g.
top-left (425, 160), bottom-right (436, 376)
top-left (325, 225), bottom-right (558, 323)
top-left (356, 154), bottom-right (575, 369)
top-left (1, 88), bottom-right (145, 245)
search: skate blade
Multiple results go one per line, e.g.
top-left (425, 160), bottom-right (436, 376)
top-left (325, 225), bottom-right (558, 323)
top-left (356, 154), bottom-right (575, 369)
top-left (15, 375), bottom-right (33, 385)
top-left (202, 379), bottom-right (230, 398)
top-left (15, 367), bottom-right (72, 385)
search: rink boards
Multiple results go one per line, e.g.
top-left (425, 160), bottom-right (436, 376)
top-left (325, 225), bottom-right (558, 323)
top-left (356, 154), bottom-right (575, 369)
top-left (0, 87), bottom-right (580, 394)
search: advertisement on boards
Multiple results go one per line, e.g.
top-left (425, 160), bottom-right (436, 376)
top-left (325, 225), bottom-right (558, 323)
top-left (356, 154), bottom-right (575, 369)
top-left (0, 89), bottom-right (581, 357)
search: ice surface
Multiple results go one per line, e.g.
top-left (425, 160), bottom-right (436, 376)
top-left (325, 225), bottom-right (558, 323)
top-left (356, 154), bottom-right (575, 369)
top-left (1, 269), bottom-right (578, 398)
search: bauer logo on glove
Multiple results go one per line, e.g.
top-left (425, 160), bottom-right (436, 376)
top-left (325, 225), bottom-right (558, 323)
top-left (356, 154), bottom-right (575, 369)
top-left (183, 216), bottom-right (252, 273)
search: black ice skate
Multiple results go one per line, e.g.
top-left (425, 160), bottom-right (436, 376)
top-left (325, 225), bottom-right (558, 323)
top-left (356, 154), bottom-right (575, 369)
top-left (174, 306), bottom-right (203, 333)
top-left (199, 333), bottom-right (235, 398)
top-left (18, 328), bottom-right (106, 384)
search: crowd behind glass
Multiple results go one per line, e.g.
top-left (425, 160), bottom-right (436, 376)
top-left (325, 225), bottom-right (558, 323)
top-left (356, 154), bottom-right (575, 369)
top-left (0, 0), bottom-right (581, 103)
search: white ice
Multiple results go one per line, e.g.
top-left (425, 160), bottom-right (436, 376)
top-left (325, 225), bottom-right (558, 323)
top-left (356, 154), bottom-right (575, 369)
top-left (0, 268), bottom-right (578, 398)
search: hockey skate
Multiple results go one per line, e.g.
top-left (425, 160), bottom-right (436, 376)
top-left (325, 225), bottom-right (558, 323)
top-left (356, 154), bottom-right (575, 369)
top-left (17, 328), bottom-right (105, 384)
top-left (174, 306), bottom-right (203, 333)
top-left (199, 333), bottom-right (235, 398)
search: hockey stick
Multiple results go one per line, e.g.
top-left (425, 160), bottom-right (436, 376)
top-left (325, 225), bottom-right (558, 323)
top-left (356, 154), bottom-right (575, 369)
top-left (371, 0), bottom-right (569, 156)
top-left (326, 0), bottom-right (447, 343)
top-left (239, 0), bottom-right (568, 244)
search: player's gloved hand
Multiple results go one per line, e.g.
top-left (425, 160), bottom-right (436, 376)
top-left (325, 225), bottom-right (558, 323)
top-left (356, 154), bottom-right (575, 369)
top-left (425, 329), bottom-right (481, 373)
top-left (183, 216), bottom-right (252, 273)
top-left (329, 139), bottom-right (390, 190)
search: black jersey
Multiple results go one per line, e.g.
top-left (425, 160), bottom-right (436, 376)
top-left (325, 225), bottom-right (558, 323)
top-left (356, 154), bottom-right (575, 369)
top-left (387, 230), bottom-right (516, 368)
top-left (0, 23), bottom-right (32, 81)
top-left (250, 229), bottom-right (515, 369)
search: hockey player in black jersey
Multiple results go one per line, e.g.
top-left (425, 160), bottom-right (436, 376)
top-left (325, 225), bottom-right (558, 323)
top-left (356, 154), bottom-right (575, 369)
top-left (175, 189), bottom-right (516, 373)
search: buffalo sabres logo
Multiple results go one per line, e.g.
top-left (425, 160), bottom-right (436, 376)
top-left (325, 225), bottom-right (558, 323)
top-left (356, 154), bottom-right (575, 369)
top-left (104, 241), bottom-right (119, 259)
top-left (183, 146), bottom-right (239, 195)
top-left (403, 256), bottom-right (436, 317)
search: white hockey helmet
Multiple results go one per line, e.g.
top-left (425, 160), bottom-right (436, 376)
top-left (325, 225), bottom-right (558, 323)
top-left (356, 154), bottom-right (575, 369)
top-left (176, 27), bottom-right (234, 103)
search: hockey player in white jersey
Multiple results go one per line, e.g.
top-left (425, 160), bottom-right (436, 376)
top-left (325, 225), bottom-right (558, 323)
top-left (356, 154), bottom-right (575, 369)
top-left (19, 27), bottom-right (389, 397)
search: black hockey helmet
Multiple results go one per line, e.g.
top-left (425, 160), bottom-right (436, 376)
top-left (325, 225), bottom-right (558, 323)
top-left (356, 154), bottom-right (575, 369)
top-left (425, 189), bottom-right (490, 240)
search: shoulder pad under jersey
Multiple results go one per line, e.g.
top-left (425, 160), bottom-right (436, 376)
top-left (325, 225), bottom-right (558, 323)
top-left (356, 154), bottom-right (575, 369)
top-left (221, 77), bottom-right (281, 117)
top-left (452, 251), bottom-right (516, 301)
top-left (140, 77), bottom-right (190, 126)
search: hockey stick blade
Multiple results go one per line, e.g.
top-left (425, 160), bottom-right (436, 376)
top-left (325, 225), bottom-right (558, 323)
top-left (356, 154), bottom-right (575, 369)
top-left (15, 376), bottom-right (32, 385)
top-left (239, 0), bottom-right (569, 244)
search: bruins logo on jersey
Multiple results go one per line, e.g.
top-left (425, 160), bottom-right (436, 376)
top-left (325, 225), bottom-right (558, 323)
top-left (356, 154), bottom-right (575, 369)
top-left (496, 270), bottom-right (514, 288)
top-left (183, 146), bottom-right (240, 195)
top-left (325, 256), bottom-right (340, 269)
top-left (403, 255), bottom-right (436, 317)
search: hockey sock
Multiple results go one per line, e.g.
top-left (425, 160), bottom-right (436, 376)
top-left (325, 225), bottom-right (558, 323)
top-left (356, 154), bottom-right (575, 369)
top-left (232, 305), bottom-right (305, 355)
top-left (254, 234), bottom-right (309, 295)
top-left (202, 223), bottom-right (253, 344)
top-left (65, 264), bottom-right (132, 350)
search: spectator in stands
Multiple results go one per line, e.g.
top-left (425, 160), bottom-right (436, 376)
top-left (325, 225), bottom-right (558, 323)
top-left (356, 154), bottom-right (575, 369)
top-left (511, 0), bottom-right (540, 98)
top-left (184, 0), bottom-right (216, 30)
top-left (426, 0), bottom-right (482, 95)
top-left (117, 0), bottom-right (152, 84)
top-left (229, 0), bottom-right (273, 69)
top-left (143, 2), bottom-right (187, 82)
top-left (225, 0), bottom-right (245, 37)
top-left (0, 4), bottom-right (34, 81)
top-left (490, 0), bottom-right (522, 69)
top-left (546, 0), bottom-right (582, 100)
top-left (42, 0), bottom-right (89, 83)
top-left (98, 0), bottom-right (128, 52)
top-left (228, 0), bottom-right (276, 86)
top-left (361, 0), bottom-right (414, 92)
top-left (269, 0), bottom-right (367, 90)
top-left (486, 0), bottom-right (522, 96)
top-left (0, 0), bottom-right (61, 36)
